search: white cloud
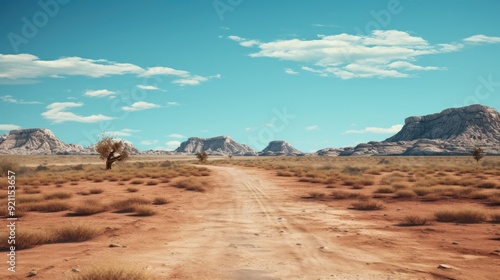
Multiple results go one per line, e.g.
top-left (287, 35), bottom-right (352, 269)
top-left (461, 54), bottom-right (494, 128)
top-left (0, 95), bottom-right (41, 104)
top-left (0, 54), bottom-right (220, 87)
top-left (122, 101), bottom-right (161, 112)
top-left (42, 102), bottom-right (115, 123)
top-left (343, 124), bottom-right (403, 134)
top-left (165, 141), bottom-right (181, 151)
top-left (106, 128), bottom-right (140, 137)
top-left (285, 68), bottom-right (299, 75)
top-left (245, 127), bottom-right (256, 132)
top-left (166, 102), bottom-right (179, 106)
top-left (305, 125), bottom-right (319, 131)
top-left (0, 124), bottom-right (21, 130)
top-left (141, 140), bottom-right (158, 145)
top-left (136, 84), bottom-right (161, 91)
top-left (139, 66), bottom-right (190, 77)
top-left (463, 35), bottom-right (500, 44)
top-left (83, 89), bottom-right (116, 98)
top-left (229, 30), bottom-right (491, 79)
top-left (0, 54), bottom-right (142, 81)
top-left (168, 133), bottom-right (185, 139)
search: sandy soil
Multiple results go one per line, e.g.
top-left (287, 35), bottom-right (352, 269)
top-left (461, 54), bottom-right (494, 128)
top-left (2, 165), bottom-right (498, 279)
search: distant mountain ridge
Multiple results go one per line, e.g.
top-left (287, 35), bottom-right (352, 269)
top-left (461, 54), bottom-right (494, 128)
top-left (2, 104), bottom-right (499, 156)
top-left (174, 136), bottom-right (257, 156)
top-left (318, 104), bottom-right (500, 156)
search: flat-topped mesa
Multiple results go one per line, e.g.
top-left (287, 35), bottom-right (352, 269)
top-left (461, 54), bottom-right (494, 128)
top-left (175, 136), bottom-right (256, 156)
top-left (385, 104), bottom-right (500, 143)
top-left (0, 128), bottom-right (87, 155)
top-left (259, 140), bottom-right (303, 156)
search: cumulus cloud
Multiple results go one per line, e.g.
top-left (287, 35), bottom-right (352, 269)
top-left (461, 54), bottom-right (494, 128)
top-left (463, 35), bottom-right (500, 44)
top-left (136, 84), bottom-right (161, 91)
top-left (42, 102), bottom-right (115, 123)
top-left (228, 30), bottom-right (497, 79)
top-left (0, 124), bottom-right (21, 130)
top-left (122, 101), bottom-right (161, 112)
top-left (0, 95), bottom-right (41, 104)
top-left (0, 54), bottom-right (220, 87)
top-left (106, 128), bottom-right (140, 137)
top-left (343, 124), bottom-right (403, 134)
top-left (83, 89), bottom-right (116, 98)
top-left (305, 125), bottom-right (319, 131)
top-left (155, 141), bottom-right (181, 151)
top-left (285, 68), bottom-right (299, 75)
top-left (168, 133), bottom-right (185, 139)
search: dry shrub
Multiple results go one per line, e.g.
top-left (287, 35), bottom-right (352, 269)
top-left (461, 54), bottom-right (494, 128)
top-left (0, 159), bottom-right (20, 177)
top-left (413, 187), bottom-right (431, 196)
top-left (54, 223), bottom-right (103, 242)
top-left (153, 197), bottom-right (169, 205)
top-left (146, 180), bottom-right (158, 186)
top-left (331, 190), bottom-right (361, 200)
top-left (391, 182), bottom-right (410, 190)
top-left (17, 194), bottom-right (43, 203)
top-left (487, 193), bottom-right (500, 205)
top-left (351, 199), bottom-right (384, 210)
top-left (0, 223), bottom-right (101, 250)
top-left (130, 179), bottom-right (144, 185)
top-left (29, 201), bottom-right (71, 212)
top-left (44, 191), bottom-right (73, 200)
top-left (491, 213), bottom-right (500, 223)
top-left (89, 188), bottom-right (104, 194)
top-left (70, 264), bottom-right (151, 280)
top-left (394, 189), bottom-right (417, 198)
top-left (72, 199), bottom-right (108, 216)
top-left (132, 205), bottom-right (156, 216)
top-left (400, 215), bottom-right (429, 226)
top-left (375, 186), bottom-right (394, 194)
top-left (475, 181), bottom-right (498, 189)
top-left (175, 178), bottom-right (206, 192)
top-left (435, 209), bottom-right (488, 223)
top-left (112, 197), bottom-right (151, 213)
top-left (127, 187), bottom-right (139, 193)
top-left (341, 166), bottom-right (364, 176)
top-left (24, 187), bottom-right (41, 194)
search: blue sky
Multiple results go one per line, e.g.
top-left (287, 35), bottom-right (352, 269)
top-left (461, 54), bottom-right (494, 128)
top-left (1, 0), bottom-right (500, 152)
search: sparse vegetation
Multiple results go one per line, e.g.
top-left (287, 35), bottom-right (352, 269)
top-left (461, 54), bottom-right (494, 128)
top-left (472, 148), bottom-right (485, 163)
top-left (435, 209), bottom-right (488, 223)
top-left (153, 197), bottom-right (169, 205)
top-left (70, 265), bottom-right (151, 280)
top-left (71, 199), bottom-right (108, 216)
top-left (175, 178), bottom-right (207, 192)
top-left (400, 215), bottom-right (429, 226)
top-left (96, 136), bottom-right (130, 170)
top-left (44, 191), bottom-right (73, 200)
top-left (351, 199), bottom-right (384, 210)
top-left (196, 151), bottom-right (208, 163)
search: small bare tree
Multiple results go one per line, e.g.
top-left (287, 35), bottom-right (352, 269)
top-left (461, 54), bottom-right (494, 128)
top-left (472, 148), bottom-right (485, 163)
top-left (95, 137), bottom-right (129, 170)
top-left (196, 151), bottom-right (208, 163)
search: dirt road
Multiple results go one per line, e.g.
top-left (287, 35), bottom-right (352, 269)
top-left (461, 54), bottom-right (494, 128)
top-left (146, 166), bottom-right (436, 279)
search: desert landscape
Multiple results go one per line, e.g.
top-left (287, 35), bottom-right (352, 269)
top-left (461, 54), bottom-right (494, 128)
top-left (0, 154), bottom-right (499, 279)
top-left (2, 1), bottom-right (500, 279)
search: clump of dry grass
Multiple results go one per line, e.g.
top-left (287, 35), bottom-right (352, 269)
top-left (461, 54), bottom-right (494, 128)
top-left (132, 205), bottom-right (157, 216)
top-left (70, 264), bottom-right (151, 280)
top-left (394, 189), bottom-right (417, 198)
top-left (71, 199), bottom-right (108, 216)
top-left (277, 170), bottom-right (294, 177)
top-left (399, 215), bottom-right (429, 226)
top-left (29, 201), bottom-right (71, 212)
top-left (435, 209), bottom-right (488, 223)
top-left (475, 180), bottom-right (498, 189)
top-left (24, 187), bottom-right (41, 194)
top-left (130, 179), bottom-right (144, 185)
top-left (341, 166), bottom-right (364, 176)
top-left (491, 213), bottom-right (500, 223)
top-left (351, 199), bottom-right (384, 210)
top-left (89, 188), bottom-right (104, 194)
top-left (175, 178), bottom-right (206, 192)
top-left (374, 186), bottom-right (395, 194)
top-left (153, 197), bottom-right (169, 205)
top-left (17, 194), bottom-right (44, 203)
top-left (44, 191), bottom-right (73, 200)
top-left (146, 180), bottom-right (158, 186)
top-left (127, 187), bottom-right (139, 193)
top-left (0, 223), bottom-right (102, 250)
top-left (331, 190), bottom-right (364, 200)
top-left (112, 197), bottom-right (151, 213)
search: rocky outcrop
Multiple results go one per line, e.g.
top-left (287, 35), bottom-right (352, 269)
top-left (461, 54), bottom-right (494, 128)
top-left (0, 128), bottom-right (88, 155)
top-left (259, 140), bottom-right (303, 156)
top-left (318, 104), bottom-right (500, 156)
top-left (175, 136), bottom-right (256, 156)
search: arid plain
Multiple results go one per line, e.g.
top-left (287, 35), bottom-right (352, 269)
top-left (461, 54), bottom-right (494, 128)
top-left (0, 155), bottom-right (499, 280)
